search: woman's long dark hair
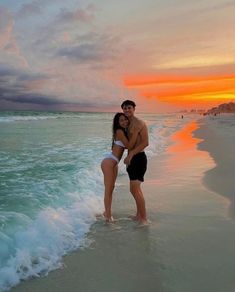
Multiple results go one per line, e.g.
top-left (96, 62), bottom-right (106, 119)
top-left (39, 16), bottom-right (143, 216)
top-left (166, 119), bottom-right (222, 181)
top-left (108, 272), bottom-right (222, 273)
top-left (112, 113), bottom-right (128, 147)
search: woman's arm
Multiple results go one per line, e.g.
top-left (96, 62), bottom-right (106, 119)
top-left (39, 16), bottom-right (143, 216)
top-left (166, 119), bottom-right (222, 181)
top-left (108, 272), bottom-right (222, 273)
top-left (115, 129), bottom-right (139, 150)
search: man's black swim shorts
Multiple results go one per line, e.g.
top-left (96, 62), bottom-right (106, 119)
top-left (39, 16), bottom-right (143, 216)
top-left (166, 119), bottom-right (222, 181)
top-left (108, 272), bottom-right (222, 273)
top-left (127, 152), bottom-right (147, 182)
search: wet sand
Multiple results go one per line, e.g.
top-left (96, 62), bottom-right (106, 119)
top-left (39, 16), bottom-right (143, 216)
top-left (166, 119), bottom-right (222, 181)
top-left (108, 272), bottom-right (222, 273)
top-left (13, 118), bottom-right (235, 292)
top-left (195, 115), bottom-right (235, 220)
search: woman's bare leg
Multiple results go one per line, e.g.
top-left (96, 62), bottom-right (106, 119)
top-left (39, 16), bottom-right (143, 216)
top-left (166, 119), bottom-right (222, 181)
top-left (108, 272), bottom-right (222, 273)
top-left (101, 159), bottom-right (118, 221)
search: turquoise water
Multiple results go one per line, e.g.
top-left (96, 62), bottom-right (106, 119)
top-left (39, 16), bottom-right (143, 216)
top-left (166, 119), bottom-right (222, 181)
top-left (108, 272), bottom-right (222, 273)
top-left (0, 111), bottom-right (188, 290)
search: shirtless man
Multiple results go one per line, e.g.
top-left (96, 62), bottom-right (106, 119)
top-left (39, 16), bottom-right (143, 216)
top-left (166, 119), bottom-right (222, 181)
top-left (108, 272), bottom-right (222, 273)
top-left (121, 100), bottom-right (149, 224)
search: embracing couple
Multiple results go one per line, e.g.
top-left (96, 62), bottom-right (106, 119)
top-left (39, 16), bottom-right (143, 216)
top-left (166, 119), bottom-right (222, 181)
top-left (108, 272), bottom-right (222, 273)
top-left (101, 100), bottom-right (149, 225)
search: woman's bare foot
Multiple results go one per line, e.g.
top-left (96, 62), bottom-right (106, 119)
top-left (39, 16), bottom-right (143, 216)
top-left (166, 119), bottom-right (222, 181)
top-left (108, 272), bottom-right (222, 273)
top-left (105, 216), bottom-right (115, 223)
top-left (101, 211), bottom-right (114, 222)
top-left (95, 212), bottom-right (105, 218)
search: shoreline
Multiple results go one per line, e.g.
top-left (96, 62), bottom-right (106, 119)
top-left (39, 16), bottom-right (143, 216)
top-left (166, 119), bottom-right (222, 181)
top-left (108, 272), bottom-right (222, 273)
top-left (12, 118), bottom-right (235, 292)
top-left (194, 116), bottom-right (235, 220)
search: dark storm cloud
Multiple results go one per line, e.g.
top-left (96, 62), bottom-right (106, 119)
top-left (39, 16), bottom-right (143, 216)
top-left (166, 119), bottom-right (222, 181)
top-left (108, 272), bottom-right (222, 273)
top-left (0, 92), bottom-right (65, 105)
top-left (0, 64), bottom-right (47, 81)
top-left (0, 65), bottom-right (18, 77)
top-left (0, 63), bottom-right (62, 107)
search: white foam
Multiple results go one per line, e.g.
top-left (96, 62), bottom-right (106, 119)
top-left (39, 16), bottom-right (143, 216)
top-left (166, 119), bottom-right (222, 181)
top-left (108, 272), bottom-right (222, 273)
top-left (0, 196), bottom-right (103, 291)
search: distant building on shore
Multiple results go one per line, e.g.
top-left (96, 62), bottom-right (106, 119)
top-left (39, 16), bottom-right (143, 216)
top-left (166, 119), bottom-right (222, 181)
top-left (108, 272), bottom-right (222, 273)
top-left (204, 102), bottom-right (235, 115)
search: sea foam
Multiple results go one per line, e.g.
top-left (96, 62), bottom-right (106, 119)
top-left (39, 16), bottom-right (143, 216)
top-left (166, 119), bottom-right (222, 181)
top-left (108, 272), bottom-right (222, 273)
top-left (0, 195), bottom-right (103, 291)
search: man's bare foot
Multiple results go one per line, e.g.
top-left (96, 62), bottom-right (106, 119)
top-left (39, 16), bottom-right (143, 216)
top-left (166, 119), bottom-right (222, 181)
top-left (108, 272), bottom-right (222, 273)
top-left (138, 218), bottom-right (151, 226)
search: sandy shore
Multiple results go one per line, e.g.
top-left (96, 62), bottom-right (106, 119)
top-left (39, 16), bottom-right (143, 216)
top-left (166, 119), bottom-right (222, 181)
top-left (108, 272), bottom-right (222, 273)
top-left (13, 117), bottom-right (235, 292)
top-left (194, 115), bottom-right (235, 219)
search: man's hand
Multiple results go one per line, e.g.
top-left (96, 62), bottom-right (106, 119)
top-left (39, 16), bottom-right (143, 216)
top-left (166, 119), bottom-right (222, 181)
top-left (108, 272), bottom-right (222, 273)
top-left (124, 151), bottom-right (134, 165)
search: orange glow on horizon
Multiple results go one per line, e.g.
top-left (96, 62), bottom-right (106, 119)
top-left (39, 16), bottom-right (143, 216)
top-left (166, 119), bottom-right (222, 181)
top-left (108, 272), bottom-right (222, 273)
top-left (124, 73), bottom-right (235, 107)
top-left (124, 74), bottom-right (235, 87)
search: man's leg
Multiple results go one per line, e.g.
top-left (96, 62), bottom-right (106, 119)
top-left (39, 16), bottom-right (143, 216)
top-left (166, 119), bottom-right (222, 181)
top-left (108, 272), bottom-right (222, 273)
top-left (130, 180), bottom-right (147, 223)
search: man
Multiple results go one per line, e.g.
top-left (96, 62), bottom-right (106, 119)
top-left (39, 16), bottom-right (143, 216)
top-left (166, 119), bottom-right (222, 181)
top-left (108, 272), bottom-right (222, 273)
top-left (121, 100), bottom-right (149, 224)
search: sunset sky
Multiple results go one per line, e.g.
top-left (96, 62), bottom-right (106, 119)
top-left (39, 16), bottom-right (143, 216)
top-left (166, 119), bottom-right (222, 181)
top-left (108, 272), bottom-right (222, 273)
top-left (0, 0), bottom-right (234, 112)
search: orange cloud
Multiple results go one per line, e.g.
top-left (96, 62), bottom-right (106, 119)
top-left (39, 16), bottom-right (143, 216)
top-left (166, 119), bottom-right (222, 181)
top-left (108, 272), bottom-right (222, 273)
top-left (124, 73), bottom-right (235, 107)
top-left (124, 73), bottom-right (235, 87)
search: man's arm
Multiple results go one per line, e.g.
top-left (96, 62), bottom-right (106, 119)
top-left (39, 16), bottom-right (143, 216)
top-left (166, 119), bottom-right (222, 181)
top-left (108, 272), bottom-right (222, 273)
top-left (124, 123), bottom-right (149, 165)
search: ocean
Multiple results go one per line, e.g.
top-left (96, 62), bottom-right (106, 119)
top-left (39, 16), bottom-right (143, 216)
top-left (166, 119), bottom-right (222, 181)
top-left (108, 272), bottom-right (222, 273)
top-left (0, 111), bottom-right (189, 291)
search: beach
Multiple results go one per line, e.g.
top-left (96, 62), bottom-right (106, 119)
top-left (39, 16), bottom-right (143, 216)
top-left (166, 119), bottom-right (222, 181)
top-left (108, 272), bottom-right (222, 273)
top-left (11, 114), bottom-right (235, 292)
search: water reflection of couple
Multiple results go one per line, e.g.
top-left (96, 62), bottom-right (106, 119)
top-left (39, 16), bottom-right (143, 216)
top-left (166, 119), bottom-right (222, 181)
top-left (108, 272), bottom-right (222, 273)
top-left (101, 100), bottom-right (149, 225)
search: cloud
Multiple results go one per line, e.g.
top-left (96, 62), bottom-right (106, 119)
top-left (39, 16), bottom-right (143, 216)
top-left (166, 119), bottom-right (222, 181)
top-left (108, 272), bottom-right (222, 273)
top-left (154, 56), bottom-right (235, 70)
top-left (0, 62), bottom-right (60, 107)
top-left (0, 64), bottom-right (18, 77)
top-left (55, 7), bottom-right (94, 25)
top-left (0, 60), bottom-right (125, 110)
top-left (124, 64), bottom-right (235, 107)
top-left (55, 32), bottom-right (120, 66)
top-left (0, 8), bottom-right (13, 49)
top-left (0, 7), bottom-right (29, 68)
top-left (190, 0), bottom-right (235, 16)
top-left (16, 1), bottom-right (42, 18)
top-left (0, 90), bottom-right (62, 105)
top-left (18, 5), bottom-right (98, 65)
top-left (56, 43), bottom-right (102, 62)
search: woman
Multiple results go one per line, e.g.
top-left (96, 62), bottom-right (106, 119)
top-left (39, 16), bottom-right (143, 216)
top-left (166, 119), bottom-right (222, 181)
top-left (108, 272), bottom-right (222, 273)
top-left (101, 112), bottom-right (138, 222)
